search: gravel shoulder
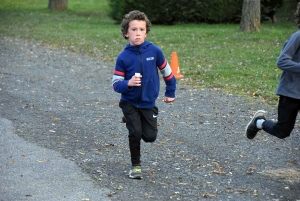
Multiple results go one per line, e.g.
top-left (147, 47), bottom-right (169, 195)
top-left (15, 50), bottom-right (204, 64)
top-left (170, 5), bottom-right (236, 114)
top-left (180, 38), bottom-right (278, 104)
top-left (0, 36), bottom-right (299, 201)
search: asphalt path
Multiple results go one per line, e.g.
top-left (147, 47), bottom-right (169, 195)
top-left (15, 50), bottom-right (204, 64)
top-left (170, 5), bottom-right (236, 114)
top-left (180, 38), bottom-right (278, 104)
top-left (0, 118), bottom-right (111, 201)
top-left (0, 36), bottom-right (299, 201)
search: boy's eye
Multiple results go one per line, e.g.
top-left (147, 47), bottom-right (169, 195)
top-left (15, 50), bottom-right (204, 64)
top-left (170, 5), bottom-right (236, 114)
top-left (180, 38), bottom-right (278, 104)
top-left (131, 28), bottom-right (145, 32)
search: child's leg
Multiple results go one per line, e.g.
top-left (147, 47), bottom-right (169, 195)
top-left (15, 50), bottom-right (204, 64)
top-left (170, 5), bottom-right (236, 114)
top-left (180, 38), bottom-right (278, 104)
top-left (119, 100), bottom-right (142, 166)
top-left (140, 106), bottom-right (158, 142)
top-left (263, 96), bottom-right (300, 139)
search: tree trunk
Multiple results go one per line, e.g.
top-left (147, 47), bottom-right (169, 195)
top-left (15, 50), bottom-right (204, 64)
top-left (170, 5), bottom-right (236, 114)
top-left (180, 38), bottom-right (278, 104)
top-left (48, 0), bottom-right (68, 11)
top-left (240, 0), bottom-right (260, 32)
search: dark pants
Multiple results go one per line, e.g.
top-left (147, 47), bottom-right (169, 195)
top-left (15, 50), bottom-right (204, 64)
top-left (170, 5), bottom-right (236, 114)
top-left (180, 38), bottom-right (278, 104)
top-left (263, 96), bottom-right (300, 139)
top-left (119, 100), bottom-right (158, 166)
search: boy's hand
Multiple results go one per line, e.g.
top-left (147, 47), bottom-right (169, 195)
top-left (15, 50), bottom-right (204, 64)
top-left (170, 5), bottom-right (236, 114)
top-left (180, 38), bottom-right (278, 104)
top-left (164, 97), bottom-right (175, 103)
top-left (128, 74), bottom-right (142, 86)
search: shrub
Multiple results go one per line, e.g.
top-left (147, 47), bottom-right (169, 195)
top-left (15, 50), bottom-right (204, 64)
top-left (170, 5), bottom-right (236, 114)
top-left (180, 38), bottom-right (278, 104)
top-left (108, 0), bottom-right (284, 24)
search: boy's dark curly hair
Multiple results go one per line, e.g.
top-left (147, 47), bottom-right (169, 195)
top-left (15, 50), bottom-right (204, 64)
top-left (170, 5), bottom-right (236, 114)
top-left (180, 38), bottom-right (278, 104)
top-left (295, 2), bottom-right (300, 28)
top-left (120, 10), bottom-right (152, 39)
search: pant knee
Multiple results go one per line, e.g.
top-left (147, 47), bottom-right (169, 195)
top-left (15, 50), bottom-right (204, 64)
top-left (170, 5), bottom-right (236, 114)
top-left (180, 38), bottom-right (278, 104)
top-left (274, 130), bottom-right (290, 139)
top-left (143, 135), bottom-right (157, 142)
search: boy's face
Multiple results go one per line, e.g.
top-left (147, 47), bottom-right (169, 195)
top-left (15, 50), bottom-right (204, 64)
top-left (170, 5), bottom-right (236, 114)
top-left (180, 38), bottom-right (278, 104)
top-left (125, 20), bottom-right (147, 46)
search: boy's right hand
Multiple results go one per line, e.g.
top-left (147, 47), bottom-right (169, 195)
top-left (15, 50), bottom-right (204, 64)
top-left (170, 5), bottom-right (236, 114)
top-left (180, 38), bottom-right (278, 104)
top-left (128, 74), bottom-right (142, 87)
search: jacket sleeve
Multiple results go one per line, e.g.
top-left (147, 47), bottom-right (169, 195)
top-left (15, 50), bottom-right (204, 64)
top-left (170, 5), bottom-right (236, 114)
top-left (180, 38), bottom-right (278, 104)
top-left (112, 56), bottom-right (132, 93)
top-left (156, 49), bottom-right (177, 98)
top-left (277, 31), bottom-right (300, 73)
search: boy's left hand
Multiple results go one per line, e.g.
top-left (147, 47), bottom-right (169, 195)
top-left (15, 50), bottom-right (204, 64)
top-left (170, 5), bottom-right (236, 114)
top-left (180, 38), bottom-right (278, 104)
top-left (164, 97), bottom-right (175, 103)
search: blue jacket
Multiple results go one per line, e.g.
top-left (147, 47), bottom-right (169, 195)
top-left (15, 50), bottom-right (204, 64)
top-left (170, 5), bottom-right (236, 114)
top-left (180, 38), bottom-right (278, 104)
top-left (276, 30), bottom-right (300, 99)
top-left (112, 41), bottom-right (176, 108)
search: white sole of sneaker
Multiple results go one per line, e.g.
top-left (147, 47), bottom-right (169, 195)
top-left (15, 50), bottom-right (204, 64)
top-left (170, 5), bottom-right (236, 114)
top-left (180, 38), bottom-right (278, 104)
top-left (245, 110), bottom-right (266, 136)
top-left (129, 175), bottom-right (142, 179)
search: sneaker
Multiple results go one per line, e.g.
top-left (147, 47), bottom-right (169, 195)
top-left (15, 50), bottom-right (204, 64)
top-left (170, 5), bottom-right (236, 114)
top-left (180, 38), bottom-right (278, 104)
top-left (122, 116), bottom-right (126, 123)
top-left (129, 166), bottom-right (142, 179)
top-left (245, 110), bottom-right (266, 139)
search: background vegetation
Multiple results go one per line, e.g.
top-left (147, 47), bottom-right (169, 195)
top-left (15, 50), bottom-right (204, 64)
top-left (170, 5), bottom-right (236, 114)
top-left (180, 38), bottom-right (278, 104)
top-left (0, 0), bottom-right (298, 105)
top-left (110, 0), bottom-right (289, 24)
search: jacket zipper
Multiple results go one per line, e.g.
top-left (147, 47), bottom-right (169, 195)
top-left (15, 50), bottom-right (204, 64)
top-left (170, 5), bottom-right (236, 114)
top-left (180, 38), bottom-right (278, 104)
top-left (137, 46), bottom-right (143, 107)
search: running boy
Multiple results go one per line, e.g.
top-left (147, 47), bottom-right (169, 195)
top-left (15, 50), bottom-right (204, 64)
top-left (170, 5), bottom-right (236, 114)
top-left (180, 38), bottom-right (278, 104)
top-left (245, 3), bottom-right (300, 140)
top-left (112, 10), bottom-right (177, 179)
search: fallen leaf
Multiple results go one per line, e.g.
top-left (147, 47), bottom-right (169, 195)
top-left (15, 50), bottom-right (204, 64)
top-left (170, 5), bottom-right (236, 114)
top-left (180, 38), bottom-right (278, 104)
top-left (203, 192), bottom-right (216, 198)
top-left (210, 169), bottom-right (224, 174)
top-left (227, 189), bottom-right (233, 193)
top-left (103, 143), bottom-right (115, 147)
top-left (37, 160), bottom-right (46, 163)
top-left (235, 189), bottom-right (247, 194)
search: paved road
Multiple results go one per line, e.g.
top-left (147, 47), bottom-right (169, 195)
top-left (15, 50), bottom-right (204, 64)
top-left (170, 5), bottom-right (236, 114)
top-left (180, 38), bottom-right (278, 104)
top-left (0, 117), bottom-right (111, 201)
top-left (0, 36), bottom-right (299, 201)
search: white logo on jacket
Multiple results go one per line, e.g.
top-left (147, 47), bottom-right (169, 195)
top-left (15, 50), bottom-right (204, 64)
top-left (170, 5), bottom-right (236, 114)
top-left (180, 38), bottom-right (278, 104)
top-left (146, 57), bottom-right (154, 61)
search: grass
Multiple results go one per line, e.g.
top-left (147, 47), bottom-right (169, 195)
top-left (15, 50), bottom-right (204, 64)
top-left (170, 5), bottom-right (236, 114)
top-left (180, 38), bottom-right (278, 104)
top-left (0, 0), bottom-right (297, 105)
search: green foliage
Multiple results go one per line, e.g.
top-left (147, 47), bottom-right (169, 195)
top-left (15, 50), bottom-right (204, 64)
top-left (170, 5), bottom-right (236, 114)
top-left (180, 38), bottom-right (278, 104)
top-left (262, 0), bottom-right (284, 10)
top-left (196, 0), bottom-right (244, 23)
top-left (109, 0), bottom-right (125, 22)
top-left (109, 0), bottom-right (287, 24)
top-left (109, 0), bottom-right (244, 24)
top-left (261, 0), bottom-right (284, 16)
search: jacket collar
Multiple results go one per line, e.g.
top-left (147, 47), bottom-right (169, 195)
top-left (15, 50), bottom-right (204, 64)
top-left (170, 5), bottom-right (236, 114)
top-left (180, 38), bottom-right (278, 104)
top-left (125, 40), bottom-right (152, 53)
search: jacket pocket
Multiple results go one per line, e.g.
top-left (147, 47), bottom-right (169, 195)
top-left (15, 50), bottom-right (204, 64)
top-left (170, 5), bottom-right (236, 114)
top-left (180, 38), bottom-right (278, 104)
top-left (141, 80), bottom-right (159, 103)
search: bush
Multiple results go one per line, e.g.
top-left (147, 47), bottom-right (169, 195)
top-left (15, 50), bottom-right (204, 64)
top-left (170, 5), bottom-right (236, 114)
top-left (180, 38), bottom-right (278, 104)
top-left (108, 0), bottom-right (284, 24)
top-left (109, 0), bottom-right (125, 22)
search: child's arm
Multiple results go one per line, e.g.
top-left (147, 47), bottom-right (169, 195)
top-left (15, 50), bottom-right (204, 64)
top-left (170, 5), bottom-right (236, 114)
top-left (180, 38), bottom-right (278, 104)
top-left (112, 72), bottom-right (142, 92)
top-left (277, 31), bottom-right (300, 73)
top-left (157, 59), bottom-right (177, 101)
top-left (152, 44), bottom-right (177, 102)
top-left (112, 57), bottom-right (142, 93)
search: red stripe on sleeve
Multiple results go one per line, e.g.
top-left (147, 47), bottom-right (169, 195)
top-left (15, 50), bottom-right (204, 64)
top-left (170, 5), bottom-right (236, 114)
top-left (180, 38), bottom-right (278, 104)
top-left (114, 70), bottom-right (125, 76)
top-left (164, 74), bottom-right (174, 81)
top-left (158, 60), bottom-right (167, 70)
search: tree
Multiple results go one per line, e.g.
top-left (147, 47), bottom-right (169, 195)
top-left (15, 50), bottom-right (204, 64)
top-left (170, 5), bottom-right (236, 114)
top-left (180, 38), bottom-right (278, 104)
top-left (48, 0), bottom-right (68, 11)
top-left (261, 0), bottom-right (284, 23)
top-left (240, 0), bottom-right (260, 32)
